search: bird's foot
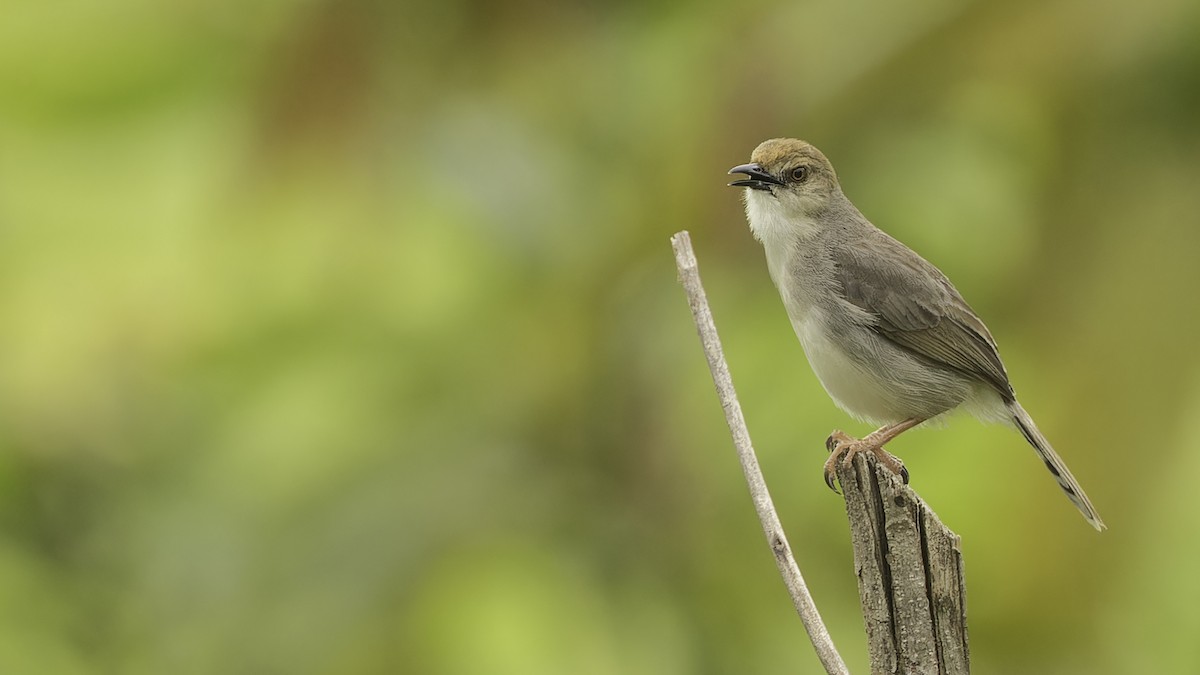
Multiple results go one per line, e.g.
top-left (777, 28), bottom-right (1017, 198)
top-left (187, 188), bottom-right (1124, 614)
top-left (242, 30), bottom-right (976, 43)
top-left (823, 430), bottom-right (909, 493)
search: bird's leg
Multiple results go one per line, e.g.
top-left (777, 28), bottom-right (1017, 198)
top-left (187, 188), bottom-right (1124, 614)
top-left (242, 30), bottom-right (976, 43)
top-left (823, 418), bottom-right (925, 492)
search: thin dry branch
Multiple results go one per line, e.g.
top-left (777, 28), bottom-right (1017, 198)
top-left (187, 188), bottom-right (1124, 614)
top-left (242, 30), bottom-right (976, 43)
top-left (671, 230), bottom-right (849, 675)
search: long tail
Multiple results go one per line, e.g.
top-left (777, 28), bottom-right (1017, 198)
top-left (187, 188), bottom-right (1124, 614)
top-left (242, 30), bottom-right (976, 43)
top-left (1009, 401), bottom-right (1105, 531)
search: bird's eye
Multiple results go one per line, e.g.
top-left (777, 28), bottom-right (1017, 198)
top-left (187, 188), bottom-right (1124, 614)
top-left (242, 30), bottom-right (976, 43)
top-left (789, 166), bottom-right (809, 182)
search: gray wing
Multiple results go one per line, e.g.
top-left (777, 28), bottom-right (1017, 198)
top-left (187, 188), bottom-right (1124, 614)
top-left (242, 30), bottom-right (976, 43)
top-left (833, 234), bottom-right (1014, 400)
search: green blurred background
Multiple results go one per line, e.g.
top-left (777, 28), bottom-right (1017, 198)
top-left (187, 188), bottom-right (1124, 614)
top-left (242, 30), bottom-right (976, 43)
top-left (2, 0), bottom-right (1199, 673)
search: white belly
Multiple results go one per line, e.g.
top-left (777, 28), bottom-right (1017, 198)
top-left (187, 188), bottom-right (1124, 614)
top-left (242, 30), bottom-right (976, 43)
top-left (794, 315), bottom-right (904, 423)
top-left (791, 313), bottom-right (969, 424)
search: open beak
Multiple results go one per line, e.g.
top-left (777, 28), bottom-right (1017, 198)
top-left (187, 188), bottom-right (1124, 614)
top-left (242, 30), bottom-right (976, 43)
top-left (728, 163), bottom-right (783, 191)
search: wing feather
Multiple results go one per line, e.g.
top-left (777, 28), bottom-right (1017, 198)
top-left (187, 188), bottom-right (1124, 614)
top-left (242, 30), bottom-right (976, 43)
top-left (833, 235), bottom-right (1014, 400)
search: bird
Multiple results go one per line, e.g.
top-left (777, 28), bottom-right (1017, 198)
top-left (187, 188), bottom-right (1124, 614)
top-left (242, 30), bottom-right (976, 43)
top-left (728, 138), bottom-right (1104, 530)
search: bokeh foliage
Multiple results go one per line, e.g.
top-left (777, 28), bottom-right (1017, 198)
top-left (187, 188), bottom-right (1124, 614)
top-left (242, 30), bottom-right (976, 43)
top-left (1, 0), bottom-right (1199, 673)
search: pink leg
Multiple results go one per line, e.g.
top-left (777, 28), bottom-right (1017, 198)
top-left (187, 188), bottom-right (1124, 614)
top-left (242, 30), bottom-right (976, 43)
top-left (823, 418), bottom-right (924, 492)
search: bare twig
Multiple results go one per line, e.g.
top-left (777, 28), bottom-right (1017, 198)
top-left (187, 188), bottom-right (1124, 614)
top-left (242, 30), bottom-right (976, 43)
top-left (671, 231), bottom-right (849, 675)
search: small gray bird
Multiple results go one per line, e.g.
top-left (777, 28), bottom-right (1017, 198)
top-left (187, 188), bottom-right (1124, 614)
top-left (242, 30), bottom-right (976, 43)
top-left (729, 138), bottom-right (1104, 531)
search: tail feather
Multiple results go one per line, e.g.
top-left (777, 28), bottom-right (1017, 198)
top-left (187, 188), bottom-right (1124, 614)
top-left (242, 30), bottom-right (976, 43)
top-left (1010, 401), bottom-right (1105, 531)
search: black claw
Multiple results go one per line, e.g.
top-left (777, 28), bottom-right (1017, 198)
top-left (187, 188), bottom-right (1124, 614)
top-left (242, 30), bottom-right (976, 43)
top-left (824, 470), bottom-right (840, 494)
top-left (825, 434), bottom-right (837, 453)
top-left (899, 465), bottom-right (910, 484)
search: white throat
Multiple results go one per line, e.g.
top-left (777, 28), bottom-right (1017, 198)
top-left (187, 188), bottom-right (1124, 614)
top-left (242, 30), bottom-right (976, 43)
top-left (744, 189), bottom-right (820, 244)
top-left (740, 191), bottom-right (818, 321)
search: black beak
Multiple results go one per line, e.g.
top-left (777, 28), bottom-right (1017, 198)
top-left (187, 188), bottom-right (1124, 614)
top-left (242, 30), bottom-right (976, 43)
top-left (728, 163), bottom-right (783, 191)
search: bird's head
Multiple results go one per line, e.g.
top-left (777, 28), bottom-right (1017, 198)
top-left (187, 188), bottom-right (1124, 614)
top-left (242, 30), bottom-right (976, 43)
top-left (729, 138), bottom-right (841, 239)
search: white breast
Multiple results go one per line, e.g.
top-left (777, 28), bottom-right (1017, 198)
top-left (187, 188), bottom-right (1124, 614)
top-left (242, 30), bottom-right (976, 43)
top-left (792, 313), bottom-right (907, 424)
top-left (744, 191), bottom-right (821, 320)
